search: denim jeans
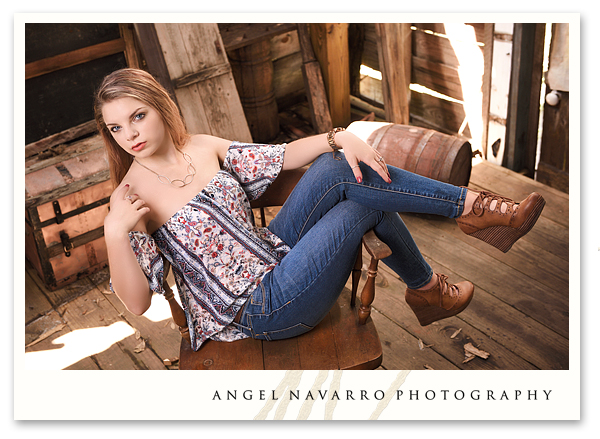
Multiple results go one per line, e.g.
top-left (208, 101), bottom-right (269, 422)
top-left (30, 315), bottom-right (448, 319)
top-left (234, 152), bottom-right (467, 340)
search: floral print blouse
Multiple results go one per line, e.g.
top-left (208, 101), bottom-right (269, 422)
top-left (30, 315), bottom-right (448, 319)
top-left (113, 142), bottom-right (289, 351)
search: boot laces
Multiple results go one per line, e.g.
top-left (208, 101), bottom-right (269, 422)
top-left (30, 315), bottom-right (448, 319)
top-left (472, 191), bottom-right (517, 217)
top-left (437, 274), bottom-right (458, 299)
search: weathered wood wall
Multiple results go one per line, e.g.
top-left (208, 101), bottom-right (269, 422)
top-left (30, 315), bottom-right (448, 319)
top-left (361, 23), bottom-right (492, 154)
top-left (271, 28), bottom-right (305, 110)
top-left (24, 22), bottom-right (499, 163)
top-left (24, 23), bottom-right (141, 289)
top-left (25, 23), bottom-right (140, 146)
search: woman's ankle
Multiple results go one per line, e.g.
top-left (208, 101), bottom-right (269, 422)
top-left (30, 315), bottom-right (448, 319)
top-left (415, 274), bottom-right (438, 291)
top-left (461, 190), bottom-right (478, 217)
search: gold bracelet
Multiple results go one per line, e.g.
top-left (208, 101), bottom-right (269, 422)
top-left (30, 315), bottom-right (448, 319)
top-left (327, 127), bottom-right (345, 160)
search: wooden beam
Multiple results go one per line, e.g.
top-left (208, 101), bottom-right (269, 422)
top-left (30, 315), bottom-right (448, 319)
top-left (25, 120), bottom-right (98, 158)
top-left (25, 38), bottom-right (126, 80)
top-left (133, 23), bottom-right (180, 108)
top-left (119, 23), bottom-right (142, 69)
top-left (150, 23), bottom-right (252, 142)
top-left (309, 23), bottom-right (351, 128)
top-left (375, 23), bottom-right (412, 125)
top-left (218, 23), bottom-right (297, 51)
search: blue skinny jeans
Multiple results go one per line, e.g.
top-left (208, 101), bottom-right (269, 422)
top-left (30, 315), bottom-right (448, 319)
top-left (234, 152), bottom-right (467, 340)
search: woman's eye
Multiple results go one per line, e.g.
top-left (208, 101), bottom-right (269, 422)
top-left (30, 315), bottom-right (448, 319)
top-left (110, 126), bottom-right (121, 133)
top-left (134, 112), bottom-right (145, 122)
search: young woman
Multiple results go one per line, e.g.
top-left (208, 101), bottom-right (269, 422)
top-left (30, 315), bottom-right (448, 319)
top-left (95, 68), bottom-right (545, 351)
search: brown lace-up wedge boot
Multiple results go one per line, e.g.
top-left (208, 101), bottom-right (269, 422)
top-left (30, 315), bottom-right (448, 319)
top-left (456, 190), bottom-right (546, 253)
top-left (405, 274), bottom-right (474, 326)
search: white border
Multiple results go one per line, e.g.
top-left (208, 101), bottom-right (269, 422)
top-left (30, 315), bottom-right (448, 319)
top-left (7, 1), bottom-right (594, 435)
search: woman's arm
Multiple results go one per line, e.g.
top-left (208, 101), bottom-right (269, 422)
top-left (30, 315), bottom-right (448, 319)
top-left (280, 132), bottom-right (330, 170)
top-left (283, 130), bottom-right (391, 183)
top-left (104, 184), bottom-right (153, 315)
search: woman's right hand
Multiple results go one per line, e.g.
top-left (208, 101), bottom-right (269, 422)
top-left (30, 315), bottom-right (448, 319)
top-left (104, 184), bottom-right (150, 237)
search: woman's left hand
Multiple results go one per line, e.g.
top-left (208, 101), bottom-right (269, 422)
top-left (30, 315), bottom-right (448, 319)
top-left (337, 131), bottom-right (391, 184)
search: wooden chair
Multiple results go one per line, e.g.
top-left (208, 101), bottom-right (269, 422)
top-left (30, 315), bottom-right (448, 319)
top-left (163, 168), bottom-right (392, 370)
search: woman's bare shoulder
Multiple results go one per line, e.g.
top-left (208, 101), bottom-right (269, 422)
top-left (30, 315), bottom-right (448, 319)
top-left (187, 134), bottom-right (232, 161)
top-left (188, 134), bottom-right (232, 148)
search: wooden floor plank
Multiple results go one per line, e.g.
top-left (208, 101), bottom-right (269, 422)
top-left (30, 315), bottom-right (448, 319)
top-left (419, 258), bottom-right (568, 370)
top-left (469, 161), bottom-right (568, 227)
top-left (520, 215), bottom-right (569, 261)
top-left (56, 287), bottom-right (166, 370)
top-left (401, 214), bottom-right (569, 338)
top-left (371, 309), bottom-right (461, 371)
top-left (43, 275), bottom-right (97, 308)
top-left (25, 323), bottom-right (71, 354)
top-left (373, 258), bottom-right (567, 370)
top-left (402, 213), bottom-right (569, 295)
top-left (357, 266), bottom-right (540, 370)
top-left (64, 356), bottom-right (101, 370)
top-left (472, 160), bottom-right (569, 200)
top-left (102, 288), bottom-right (182, 365)
top-left (25, 268), bottom-right (54, 325)
top-left (25, 309), bottom-right (66, 348)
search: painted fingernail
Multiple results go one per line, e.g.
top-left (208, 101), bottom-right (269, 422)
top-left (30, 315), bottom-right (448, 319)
top-left (357, 177), bottom-right (362, 183)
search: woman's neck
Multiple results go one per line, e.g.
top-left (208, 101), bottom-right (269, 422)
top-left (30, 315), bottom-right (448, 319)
top-left (138, 139), bottom-right (184, 168)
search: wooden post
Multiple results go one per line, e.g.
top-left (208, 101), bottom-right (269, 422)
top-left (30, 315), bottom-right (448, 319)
top-left (537, 23), bottom-right (569, 193)
top-left (480, 23), bottom-right (494, 160)
top-left (309, 23), bottom-right (351, 128)
top-left (133, 23), bottom-right (181, 107)
top-left (348, 23), bottom-right (366, 97)
top-left (375, 23), bottom-right (412, 125)
top-left (297, 23), bottom-right (333, 134)
top-left (503, 23), bottom-right (546, 177)
top-left (119, 23), bottom-right (142, 69)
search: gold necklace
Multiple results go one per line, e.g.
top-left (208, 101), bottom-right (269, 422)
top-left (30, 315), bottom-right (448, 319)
top-left (134, 150), bottom-right (196, 188)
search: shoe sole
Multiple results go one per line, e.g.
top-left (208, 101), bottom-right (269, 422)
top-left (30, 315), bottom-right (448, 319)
top-left (467, 195), bottom-right (546, 253)
top-left (408, 292), bottom-right (474, 326)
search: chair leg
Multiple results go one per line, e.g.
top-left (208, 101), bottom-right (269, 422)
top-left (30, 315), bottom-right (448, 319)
top-left (358, 257), bottom-right (379, 325)
top-left (163, 281), bottom-right (191, 342)
top-left (351, 247), bottom-right (362, 307)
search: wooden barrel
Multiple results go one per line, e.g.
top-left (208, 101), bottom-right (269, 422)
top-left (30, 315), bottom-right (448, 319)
top-left (228, 39), bottom-right (279, 143)
top-left (347, 122), bottom-right (473, 187)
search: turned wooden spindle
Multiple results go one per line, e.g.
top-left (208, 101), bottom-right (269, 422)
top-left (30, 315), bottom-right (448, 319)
top-left (358, 258), bottom-right (379, 325)
top-left (350, 247), bottom-right (363, 308)
top-left (357, 230), bottom-right (392, 325)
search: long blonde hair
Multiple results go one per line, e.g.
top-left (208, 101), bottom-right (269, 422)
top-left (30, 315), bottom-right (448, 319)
top-left (94, 68), bottom-right (190, 187)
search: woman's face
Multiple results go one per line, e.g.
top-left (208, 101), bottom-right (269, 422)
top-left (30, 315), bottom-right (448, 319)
top-left (102, 97), bottom-right (170, 158)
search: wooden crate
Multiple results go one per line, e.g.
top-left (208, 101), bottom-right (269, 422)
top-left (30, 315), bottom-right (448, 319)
top-left (25, 134), bottom-right (111, 290)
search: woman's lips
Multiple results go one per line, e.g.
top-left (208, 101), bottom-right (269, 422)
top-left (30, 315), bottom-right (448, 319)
top-left (132, 142), bottom-right (146, 152)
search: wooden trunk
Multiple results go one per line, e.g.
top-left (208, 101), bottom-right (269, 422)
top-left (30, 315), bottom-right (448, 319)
top-left (25, 134), bottom-right (111, 290)
top-left (347, 121), bottom-right (473, 187)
